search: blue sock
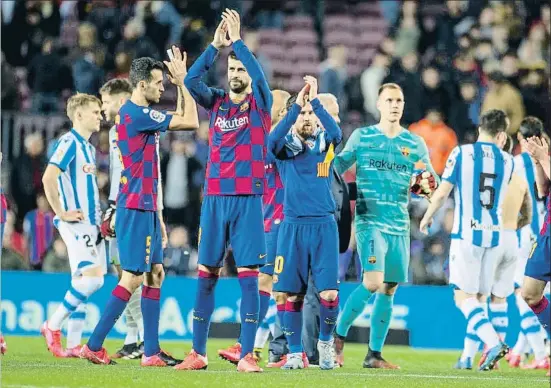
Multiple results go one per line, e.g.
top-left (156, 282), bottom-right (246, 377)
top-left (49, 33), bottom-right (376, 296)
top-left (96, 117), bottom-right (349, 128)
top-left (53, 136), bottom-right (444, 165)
top-left (276, 303), bottom-right (285, 332)
top-left (284, 300), bottom-right (303, 354)
top-left (87, 285), bottom-right (131, 351)
top-left (258, 290), bottom-right (271, 329)
top-left (369, 293), bottom-right (394, 352)
top-left (336, 283), bottom-right (372, 337)
top-left (238, 271), bottom-right (260, 358)
top-left (319, 296), bottom-right (339, 341)
top-left (531, 296), bottom-right (551, 337)
top-left (192, 271), bottom-right (219, 356)
top-left (141, 286), bottom-right (161, 357)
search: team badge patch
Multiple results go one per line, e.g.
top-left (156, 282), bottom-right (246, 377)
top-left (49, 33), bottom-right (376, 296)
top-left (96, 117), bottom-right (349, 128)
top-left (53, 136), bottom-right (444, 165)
top-left (400, 147), bottom-right (410, 157)
top-left (240, 102), bottom-right (249, 112)
top-left (149, 109), bottom-right (166, 123)
top-left (368, 256), bottom-right (376, 264)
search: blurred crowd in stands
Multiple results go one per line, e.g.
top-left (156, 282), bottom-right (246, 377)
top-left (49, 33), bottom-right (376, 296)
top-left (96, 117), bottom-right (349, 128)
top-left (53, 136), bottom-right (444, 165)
top-left (1, 0), bottom-right (550, 285)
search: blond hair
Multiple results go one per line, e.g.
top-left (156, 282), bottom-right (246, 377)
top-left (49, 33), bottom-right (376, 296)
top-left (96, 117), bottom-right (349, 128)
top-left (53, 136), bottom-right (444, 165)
top-left (378, 83), bottom-right (403, 96)
top-left (66, 93), bottom-right (101, 121)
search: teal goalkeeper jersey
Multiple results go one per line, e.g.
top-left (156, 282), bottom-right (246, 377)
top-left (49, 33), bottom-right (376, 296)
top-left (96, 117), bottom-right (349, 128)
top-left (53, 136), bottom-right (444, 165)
top-left (334, 125), bottom-right (437, 235)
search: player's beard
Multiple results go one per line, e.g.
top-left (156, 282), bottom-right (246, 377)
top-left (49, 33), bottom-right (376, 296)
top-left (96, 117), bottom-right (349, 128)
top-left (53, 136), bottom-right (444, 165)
top-left (297, 122), bottom-right (314, 139)
top-left (229, 79), bottom-right (248, 94)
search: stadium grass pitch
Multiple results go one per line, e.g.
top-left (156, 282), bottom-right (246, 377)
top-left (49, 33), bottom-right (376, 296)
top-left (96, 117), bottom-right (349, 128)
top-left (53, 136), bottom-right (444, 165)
top-left (1, 336), bottom-right (549, 388)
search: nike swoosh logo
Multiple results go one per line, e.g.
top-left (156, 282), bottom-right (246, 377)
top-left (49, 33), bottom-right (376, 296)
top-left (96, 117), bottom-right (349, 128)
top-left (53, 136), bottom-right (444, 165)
top-left (259, 254), bottom-right (267, 259)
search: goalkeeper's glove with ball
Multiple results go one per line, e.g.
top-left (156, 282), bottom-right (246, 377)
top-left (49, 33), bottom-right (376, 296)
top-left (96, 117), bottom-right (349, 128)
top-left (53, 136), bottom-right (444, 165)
top-left (100, 201), bottom-right (116, 239)
top-left (410, 171), bottom-right (438, 198)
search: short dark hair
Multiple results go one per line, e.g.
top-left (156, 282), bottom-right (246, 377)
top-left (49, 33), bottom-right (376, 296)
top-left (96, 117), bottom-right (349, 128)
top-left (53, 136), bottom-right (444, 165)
top-left (286, 94), bottom-right (298, 111)
top-left (129, 57), bottom-right (164, 88)
top-left (228, 51), bottom-right (255, 60)
top-left (519, 116), bottom-right (543, 138)
top-left (479, 109), bottom-right (508, 136)
top-left (378, 83), bottom-right (403, 96)
top-left (100, 78), bottom-right (132, 96)
top-left (503, 134), bottom-right (514, 154)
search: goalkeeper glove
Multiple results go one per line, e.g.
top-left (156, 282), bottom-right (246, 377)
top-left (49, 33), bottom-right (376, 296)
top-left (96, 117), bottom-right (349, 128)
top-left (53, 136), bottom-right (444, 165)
top-left (100, 201), bottom-right (116, 239)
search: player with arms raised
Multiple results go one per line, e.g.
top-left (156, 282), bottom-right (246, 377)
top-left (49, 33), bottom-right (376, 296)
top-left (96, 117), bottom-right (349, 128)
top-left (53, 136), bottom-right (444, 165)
top-left (99, 78), bottom-right (145, 359)
top-left (520, 132), bottom-right (551, 376)
top-left (41, 94), bottom-right (106, 358)
top-left (506, 117), bottom-right (549, 369)
top-left (176, 10), bottom-right (272, 373)
top-left (80, 46), bottom-right (199, 366)
top-left (333, 83), bottom-right (438, 369)
top-left (420, 109), bottom-right (513, 371)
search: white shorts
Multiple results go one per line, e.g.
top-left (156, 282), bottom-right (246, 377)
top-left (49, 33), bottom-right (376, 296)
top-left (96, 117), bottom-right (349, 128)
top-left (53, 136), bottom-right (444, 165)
top-left (514, 229), bottom-right (537, 288)
top-left (56, 220), bottom-right (107, 276)
top-left (449, 232), bottom-right (518, 298)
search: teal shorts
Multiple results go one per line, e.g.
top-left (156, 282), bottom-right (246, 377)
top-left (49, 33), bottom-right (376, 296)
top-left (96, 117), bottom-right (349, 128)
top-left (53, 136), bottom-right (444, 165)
top-left (356, 229), bottom-right (410, 283)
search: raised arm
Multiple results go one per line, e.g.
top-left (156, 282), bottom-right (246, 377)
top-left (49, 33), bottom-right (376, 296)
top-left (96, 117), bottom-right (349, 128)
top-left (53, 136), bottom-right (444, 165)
top-left (311, 97), bottom-right (342, 145)
top-left (334, 129), bottom-right (360, 174)
top-left (268, 103), bottom-right (301, 157)
top-left (108, 128), bottom-right (122, 203)
top-left (223, 9), bottom-right (272, 112)
top-left (522, 137), bottom-right (551, 196)
top-left (183, 23), bottom-right (229, 109)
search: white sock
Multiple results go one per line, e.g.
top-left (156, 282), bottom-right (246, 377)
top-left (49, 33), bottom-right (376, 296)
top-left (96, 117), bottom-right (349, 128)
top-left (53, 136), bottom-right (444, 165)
top-left (127, 286), bottom-right (143, 342)
top-left (512, 332), bottom-right (527, 355)
top-left (254, 301), bottom-right (278, 349)
top-left (460, 298), bottom-right (500, 349)
top-left (254, 326), bottom-right (271, 349)
top-left (48, 276), bottom-right (104, 331)
top-left (460, 325), bottom-right (480, 361)
top-left (489, 302), bottom-right (508, 342)
top-left (516, 293), bottom-right (547, 360)
top-left (124, 326), bottom-right (139, 346)
top-left (66, 304), bottom-right (87, 349)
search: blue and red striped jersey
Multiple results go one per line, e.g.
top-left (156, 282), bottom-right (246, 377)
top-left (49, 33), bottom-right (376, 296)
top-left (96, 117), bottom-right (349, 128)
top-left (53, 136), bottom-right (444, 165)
top-left (263, 153), bottom-right (284, 232)
top-left (116, 100), bottom-right (172, 211)
top-left (185, 40), bottom-right (272, 196)
top-left (0, 189), bottom-right (7, 224)
top-left (23, 209), bottom-right (55, 265)
top-left (541, 193), bottom-right (550, 236)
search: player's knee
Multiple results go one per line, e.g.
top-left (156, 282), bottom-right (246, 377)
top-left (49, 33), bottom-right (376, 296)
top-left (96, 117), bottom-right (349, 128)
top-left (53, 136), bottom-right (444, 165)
top-left (521, 287), bottom-right (542, 305)
top-left (258, 273), bottom-right (273, 293)
top-left (379, 282), bottom-right (398, 296)
top-left (319, 289), bottom-right (338, 302)
top-left (274, 291), bottom-right (287, 305)
top-left (362, 279), bottom-right (382, 293)
top-left (286, 294), bottom-right (305, 303)
top-left (198, 264), bottom-right (222, 277)
top-left (147, 264), bottom-right (165, 287)
top-left (120, 270), bottom-right (144, 291)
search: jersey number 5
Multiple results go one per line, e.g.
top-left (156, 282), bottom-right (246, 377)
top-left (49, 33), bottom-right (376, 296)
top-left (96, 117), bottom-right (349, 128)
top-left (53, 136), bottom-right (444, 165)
top-left (479, 172), bottom-right (497, 210)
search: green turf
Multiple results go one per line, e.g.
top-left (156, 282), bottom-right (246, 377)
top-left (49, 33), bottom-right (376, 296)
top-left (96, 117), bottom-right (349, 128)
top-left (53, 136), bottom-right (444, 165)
top-left (1, 336), bottom-right (549, 387)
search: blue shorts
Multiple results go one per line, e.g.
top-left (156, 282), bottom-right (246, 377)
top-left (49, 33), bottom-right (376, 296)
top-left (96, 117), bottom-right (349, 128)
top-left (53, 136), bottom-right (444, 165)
top-left (273, 216), bottom-right (339, 294)
top-left (116, 207), bottom-right (163, 273)
top-left (260, 227), bottom-right (279, 276)
top-left (525, 233), bottom-right (550, 283)
top-left (198, 195), bottom-right (266, 268)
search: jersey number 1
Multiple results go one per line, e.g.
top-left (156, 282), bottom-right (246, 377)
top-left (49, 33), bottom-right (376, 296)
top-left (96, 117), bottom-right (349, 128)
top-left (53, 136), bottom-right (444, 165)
top-left (479, 172), bottom-right (497, 210)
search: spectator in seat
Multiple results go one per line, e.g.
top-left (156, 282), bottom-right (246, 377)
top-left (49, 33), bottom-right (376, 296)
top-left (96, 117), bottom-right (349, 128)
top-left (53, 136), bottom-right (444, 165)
top-left (115, 17), bottom-right (160, 61)
top-left (72, 51), bottom-right (105, 95)
top-left (1, 52), bottom-right (18, 110)
top-left (42, 236), bottom-right (70, 273)
top-left (23, 192), bottom-right (55, 270)
top-left (473, 38), bottom-right (496, 63)
top-left (481, 70), bottom-right (525, 135)
top-left (68, 22), bottom-right (110, 71)
top-left (160, 134), bottom-right (203, 230)
top-left (491, 24), bottom-right (510, 58)
top-left (501, 52), bottom-right (520, 88)
top-left (435, 0), bottom-right (466, 58)
top-left (136, 1), bottom-right (183, 47)
top-left (10, 133), bottom-right (46, 231)
top-left (448, 79), bottom-right (482, 142)
top-left (519, 67), bottom-right (548, 125)
top-left (319, 45), bottom-right (348, 113)
top-left (383, 51), bottom-right (423, 126)
top-left (409, 109), bottom-right (458, 176)
top-left (361, 49), bottom-right (390, 121)
top-left (28, 38), bottom-right (66, 113)
top-left (1, 210), bottom-right (29, 271)
top-left (452, 50), bottom-right (481, 86)
top-left (420, 66), bottom-right (451, 120)
top-left (244, 31), bottom-right (272, 83)
top-left (392, 1), bottom-right (423, 58)
top-left (517, 21), bottom-right (549, 66)
top-left (164, 226), bottom-right (198, 276)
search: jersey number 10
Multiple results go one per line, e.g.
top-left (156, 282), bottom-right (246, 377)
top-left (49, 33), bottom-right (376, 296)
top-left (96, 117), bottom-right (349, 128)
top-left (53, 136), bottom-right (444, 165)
top-left (479, 172), bottom-right (497, 210)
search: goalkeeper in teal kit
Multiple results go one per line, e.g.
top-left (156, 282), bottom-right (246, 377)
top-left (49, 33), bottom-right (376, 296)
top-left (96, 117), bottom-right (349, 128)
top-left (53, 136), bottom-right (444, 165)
top-left (333, 83), bottom-right (439, 368)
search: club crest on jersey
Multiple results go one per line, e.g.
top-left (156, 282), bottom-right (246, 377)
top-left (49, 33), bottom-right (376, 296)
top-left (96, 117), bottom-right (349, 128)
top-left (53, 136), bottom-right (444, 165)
top-left (149, 109), bottom-right (166, 123)
top-left (368, 256), bottom-right (377, 264)
top-left (240, 102), bottom-right (249, 112)
top-left (82, 163), bottom-right (96, 174)
top-left (401, 146), bottom-right (410, 157)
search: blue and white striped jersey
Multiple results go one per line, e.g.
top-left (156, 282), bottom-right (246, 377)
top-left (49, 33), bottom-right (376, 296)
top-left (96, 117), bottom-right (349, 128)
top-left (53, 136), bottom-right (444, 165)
top-left (514, 152), bottom-right (547, 246)
top-left (48, 129), bottom-right (101, 225)
top-left (442, 142), bottom-right (514, 248)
